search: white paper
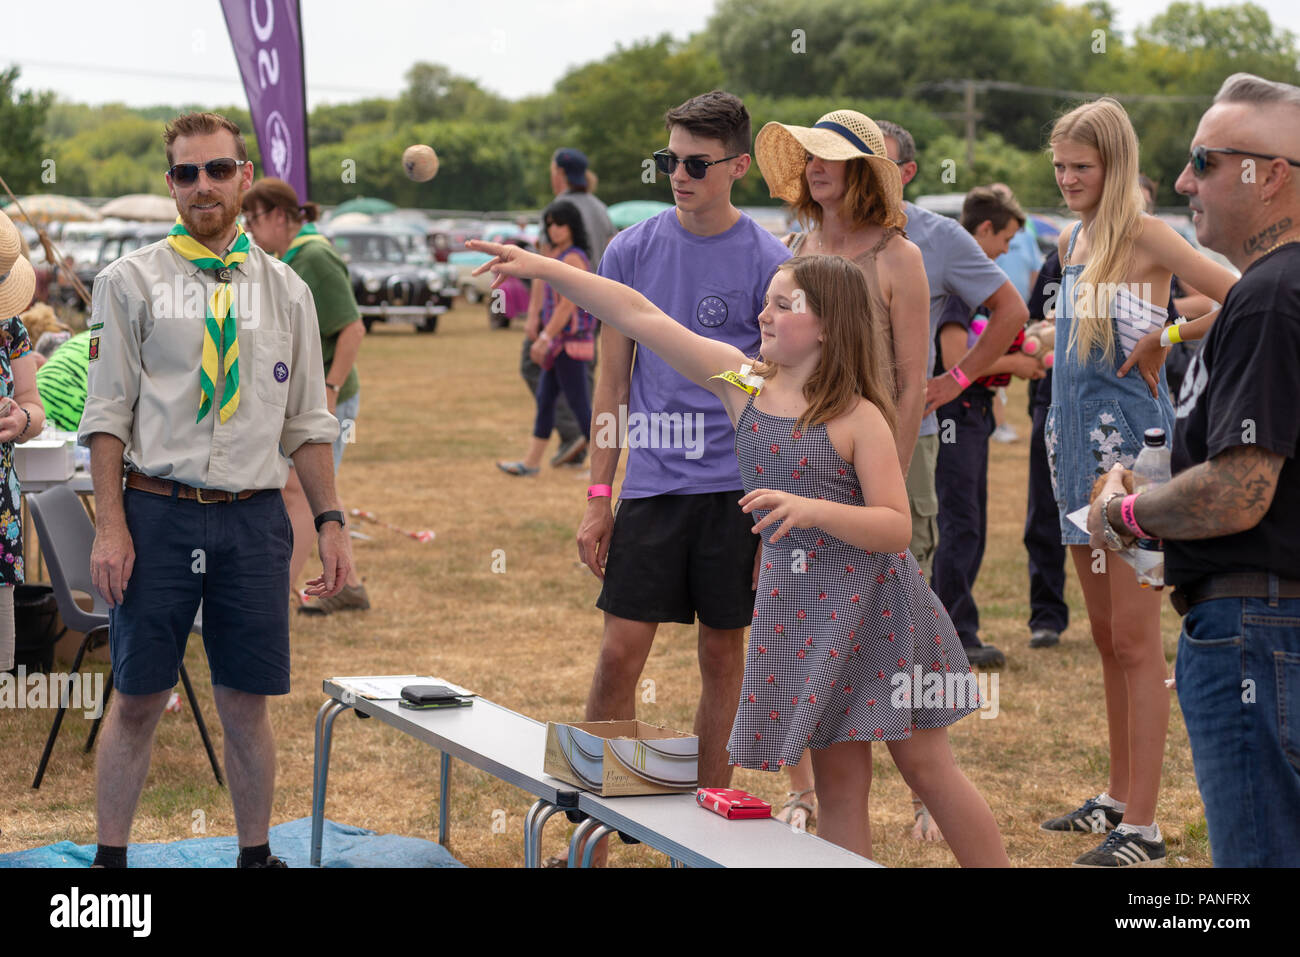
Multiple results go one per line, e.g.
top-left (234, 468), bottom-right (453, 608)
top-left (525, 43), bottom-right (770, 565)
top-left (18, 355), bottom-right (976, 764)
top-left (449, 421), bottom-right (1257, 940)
top-left (331, 675), bottom-right (475, 700)
top-left (1067, 505), bottom-right (1139, 570)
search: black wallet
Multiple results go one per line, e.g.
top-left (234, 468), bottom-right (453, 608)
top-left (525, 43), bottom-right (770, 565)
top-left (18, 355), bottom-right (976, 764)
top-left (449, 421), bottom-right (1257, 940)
top-left (400, 684), bottom-right (461, 705)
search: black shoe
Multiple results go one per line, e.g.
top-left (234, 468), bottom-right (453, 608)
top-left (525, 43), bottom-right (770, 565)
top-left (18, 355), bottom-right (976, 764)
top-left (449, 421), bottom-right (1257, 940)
top-left (1041, 795), bottom-right (1125, 833)
top-left (240, 855), bottom-right (288, 868)
top-left (1030, 628), bottom-right (1061, 648)
top-left (1072, 827), bottom-right (1166, 867)
top-left (964, 643), bottom-right (1006, 668)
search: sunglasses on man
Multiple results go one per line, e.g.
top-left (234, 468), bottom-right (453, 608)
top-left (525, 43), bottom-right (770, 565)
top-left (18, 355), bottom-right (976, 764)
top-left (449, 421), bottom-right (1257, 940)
top-left (167, 158), bottom-right (250, 186)
top-left (1188, 145), bottom-right (1300, 177)
top-left (652, 149), bottom-right (741, 180)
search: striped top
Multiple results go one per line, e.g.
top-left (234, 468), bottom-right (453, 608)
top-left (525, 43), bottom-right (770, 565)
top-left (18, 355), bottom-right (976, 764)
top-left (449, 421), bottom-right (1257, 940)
top-left (35, 330), bottom-right (91, 432)
top-left (1113, 284), bottom-right (1168, 359)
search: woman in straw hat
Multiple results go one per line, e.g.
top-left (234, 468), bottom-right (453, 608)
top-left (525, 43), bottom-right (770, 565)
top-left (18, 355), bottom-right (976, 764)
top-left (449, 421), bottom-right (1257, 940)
top-left (0, 208), bottom-right (47, 671)
top-left (755, 110), bottom-right (931, 835)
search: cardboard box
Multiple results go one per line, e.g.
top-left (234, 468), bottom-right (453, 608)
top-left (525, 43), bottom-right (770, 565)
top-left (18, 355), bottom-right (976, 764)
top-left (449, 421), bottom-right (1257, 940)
top-left (544, 719), bottom-right (698, 796)
top-left (16, 438), bottom-right (75, 482)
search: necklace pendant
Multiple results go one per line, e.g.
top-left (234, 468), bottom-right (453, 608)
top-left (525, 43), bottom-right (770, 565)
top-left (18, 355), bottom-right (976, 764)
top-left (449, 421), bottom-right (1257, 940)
top-left (217, 268), bottom-right (232, 283)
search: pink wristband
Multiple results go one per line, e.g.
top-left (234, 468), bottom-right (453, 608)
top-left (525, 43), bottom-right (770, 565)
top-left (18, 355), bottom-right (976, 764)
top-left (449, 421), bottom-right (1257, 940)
top-left (587, 484), bottom-right (612, 500)
top-left (1120, 493), bottom-right (1153, 539)
top-left (948, 366), bottom-right (971, 389)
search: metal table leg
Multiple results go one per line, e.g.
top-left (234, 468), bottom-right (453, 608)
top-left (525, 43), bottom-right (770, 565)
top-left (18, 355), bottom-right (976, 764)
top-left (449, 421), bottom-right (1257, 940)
top-left (580, 823), bottom-right (618, 869)
top-left (438, 750), bottom-right (452, 846)
top-left (524, 799), bottom-right (540, 866)
top-left (525, 801), bottom-right (564, 868)
top-left (310, 698), bottom-right (350, 867)
top-left (567, 816), bottom-right (600, 869)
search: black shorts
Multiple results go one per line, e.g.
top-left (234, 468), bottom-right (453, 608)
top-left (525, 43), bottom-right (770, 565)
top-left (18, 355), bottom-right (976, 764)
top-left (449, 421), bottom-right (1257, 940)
top-left (596, 490), bottom-right (758, 629)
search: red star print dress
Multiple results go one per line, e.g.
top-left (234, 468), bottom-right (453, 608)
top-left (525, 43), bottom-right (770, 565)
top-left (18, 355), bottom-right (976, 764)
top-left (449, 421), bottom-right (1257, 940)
top-left (727, 394), bottom-right (978, 771)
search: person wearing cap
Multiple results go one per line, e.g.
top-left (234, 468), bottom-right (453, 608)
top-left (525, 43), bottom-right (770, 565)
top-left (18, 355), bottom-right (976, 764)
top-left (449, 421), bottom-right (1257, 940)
top-left (242, 176), bottom-right (371, 615)
top-left (79, 111), bottom-right (350, 869)
top-left (1087, 73), bottom-right (1300, 867)
top-left (874, 120), bottom-right (1029, 668)
top-left (0, 208), bottom-right (46, 672)
top-left (752, 108), bottom-right (930, 831)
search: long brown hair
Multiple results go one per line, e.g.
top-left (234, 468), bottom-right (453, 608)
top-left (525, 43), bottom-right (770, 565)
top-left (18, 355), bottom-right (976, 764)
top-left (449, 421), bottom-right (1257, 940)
top-left (790, 157), bottom-right (889, 232)
top-left (753, 254), bottom-right (897, 437)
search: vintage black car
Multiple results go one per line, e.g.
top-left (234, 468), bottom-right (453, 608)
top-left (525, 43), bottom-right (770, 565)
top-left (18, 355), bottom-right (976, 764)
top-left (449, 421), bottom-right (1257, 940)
top-left (326, 225), bottom-right (457, 333)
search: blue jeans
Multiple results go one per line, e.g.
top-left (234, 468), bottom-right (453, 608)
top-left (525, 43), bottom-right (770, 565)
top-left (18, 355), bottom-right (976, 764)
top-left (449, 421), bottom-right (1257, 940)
top-left (1176, 594), bottom-right (1300, 866)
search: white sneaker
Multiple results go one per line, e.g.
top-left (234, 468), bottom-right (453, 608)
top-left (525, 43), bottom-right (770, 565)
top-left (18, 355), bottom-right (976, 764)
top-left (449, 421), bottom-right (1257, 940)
top-left (991, 424), bottom-right (1019, 443)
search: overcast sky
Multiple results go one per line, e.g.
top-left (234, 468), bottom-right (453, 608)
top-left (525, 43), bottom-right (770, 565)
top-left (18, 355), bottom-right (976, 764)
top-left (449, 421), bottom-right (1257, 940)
top-left (6, 0), bottom-right (1300, 109)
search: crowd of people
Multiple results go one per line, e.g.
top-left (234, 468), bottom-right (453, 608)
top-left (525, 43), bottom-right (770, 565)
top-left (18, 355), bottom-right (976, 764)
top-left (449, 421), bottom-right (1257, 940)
top-left (0, 67), bottom-right (1296, 870)
top-left (477, 76), bottom-right (1300, 868)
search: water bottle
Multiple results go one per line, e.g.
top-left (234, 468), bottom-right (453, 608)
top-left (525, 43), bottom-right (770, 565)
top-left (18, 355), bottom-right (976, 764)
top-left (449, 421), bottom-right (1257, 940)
top-left (1131, 428), bottom-right (1172, 587)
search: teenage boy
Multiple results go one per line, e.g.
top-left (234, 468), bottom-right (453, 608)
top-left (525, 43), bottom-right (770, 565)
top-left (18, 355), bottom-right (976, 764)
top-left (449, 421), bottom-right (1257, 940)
top-left (575, 91), bottom-right (790, 862)
top-left (876, 122), bottom-right (1028, 587)
top-left (931, 186), bottom-right (1045, 668)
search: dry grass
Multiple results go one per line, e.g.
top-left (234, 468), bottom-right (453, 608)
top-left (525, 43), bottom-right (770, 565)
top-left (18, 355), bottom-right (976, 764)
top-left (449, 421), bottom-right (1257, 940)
top-left (0, 300), bottom-right (1209, 868)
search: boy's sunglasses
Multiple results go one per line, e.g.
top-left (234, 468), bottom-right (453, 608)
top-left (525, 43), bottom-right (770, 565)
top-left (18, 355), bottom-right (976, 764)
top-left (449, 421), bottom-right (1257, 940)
top-left (1188, 145), bottom-right (1300, 178)
top-left (652, 149), bottom-right (741, 180)
top-left (168, 158), bottom-right (249, 186)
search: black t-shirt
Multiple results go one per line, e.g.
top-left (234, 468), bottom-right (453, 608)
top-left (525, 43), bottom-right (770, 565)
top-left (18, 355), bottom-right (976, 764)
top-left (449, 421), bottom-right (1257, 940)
top-left (1166, 244), bottom-right (1300, 586)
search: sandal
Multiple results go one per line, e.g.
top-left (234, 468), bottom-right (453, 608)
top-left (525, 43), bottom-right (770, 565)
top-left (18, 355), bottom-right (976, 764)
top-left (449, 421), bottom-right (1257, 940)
top-left (911, 795), bottom-right (944, 842)
top-left (775, 788), bottom-right (817, 831)
top-left (497, 461), bottom-right (540, 476)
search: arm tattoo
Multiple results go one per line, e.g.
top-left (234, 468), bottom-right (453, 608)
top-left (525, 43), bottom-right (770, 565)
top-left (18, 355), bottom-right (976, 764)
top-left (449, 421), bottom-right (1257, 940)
top-left (1243, 218), bottom-right (1294, 256)
top-left (1137, 444), bottom-right (1284, 540)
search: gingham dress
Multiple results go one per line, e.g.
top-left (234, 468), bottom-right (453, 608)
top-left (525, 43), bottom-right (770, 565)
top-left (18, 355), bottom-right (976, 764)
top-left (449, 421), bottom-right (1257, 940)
top-left (726, 395), bottom-right (978, 771)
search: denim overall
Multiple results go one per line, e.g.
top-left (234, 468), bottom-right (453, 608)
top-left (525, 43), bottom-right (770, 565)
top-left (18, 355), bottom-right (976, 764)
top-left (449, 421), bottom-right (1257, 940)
top-left (1044, 223), bottom-right (1175, 545)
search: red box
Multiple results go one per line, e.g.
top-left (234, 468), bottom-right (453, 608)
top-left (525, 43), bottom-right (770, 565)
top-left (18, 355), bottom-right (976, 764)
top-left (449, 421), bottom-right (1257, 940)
top-left (696, 787), bottom-right (772, 820)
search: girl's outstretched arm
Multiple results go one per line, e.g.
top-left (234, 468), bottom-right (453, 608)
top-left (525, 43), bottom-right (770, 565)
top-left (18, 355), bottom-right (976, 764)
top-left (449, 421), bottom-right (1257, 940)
top-left (470, 239), bottom-right (749, 398)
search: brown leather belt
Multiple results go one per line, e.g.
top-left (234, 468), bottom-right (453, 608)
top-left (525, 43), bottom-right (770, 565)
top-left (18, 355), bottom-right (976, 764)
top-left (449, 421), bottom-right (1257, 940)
top-left (1170, 572), bottom-right (1300, 616)
top-left (125, 472), bottom-right (260, 504)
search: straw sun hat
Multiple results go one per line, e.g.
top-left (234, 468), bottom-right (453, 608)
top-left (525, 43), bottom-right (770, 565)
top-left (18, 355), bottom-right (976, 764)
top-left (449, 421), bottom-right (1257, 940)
top-left (755, 110), bottom-right (906, 229)
top-left (0, 209), bottom-right (36, 319)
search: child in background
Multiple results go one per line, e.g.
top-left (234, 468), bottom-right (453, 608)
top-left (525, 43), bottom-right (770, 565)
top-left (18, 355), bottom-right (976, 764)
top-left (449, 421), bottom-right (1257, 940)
top-left (469, 239), bottom-right (1008, 865)
top-left (932, 186), bottom-right (1046, 675)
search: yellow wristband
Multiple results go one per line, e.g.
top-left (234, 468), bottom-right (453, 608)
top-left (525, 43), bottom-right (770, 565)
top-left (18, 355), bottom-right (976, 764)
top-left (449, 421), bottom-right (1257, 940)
top-left (1165, 323), bottom-right (1182, 346)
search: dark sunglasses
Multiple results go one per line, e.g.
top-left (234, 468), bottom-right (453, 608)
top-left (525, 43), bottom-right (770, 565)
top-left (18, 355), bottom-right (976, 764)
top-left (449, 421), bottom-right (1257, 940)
top-left (167, 158), bottom-right (249, 186)
top-left (652, 149), bottom-right (741, 180)
top-left (1188, 145), bottom-right (1300, 178)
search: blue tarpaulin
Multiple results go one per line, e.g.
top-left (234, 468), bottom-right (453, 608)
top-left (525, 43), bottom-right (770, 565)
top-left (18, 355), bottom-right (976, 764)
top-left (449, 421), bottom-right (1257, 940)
top-left (0, 817), bottom-right (463, 868)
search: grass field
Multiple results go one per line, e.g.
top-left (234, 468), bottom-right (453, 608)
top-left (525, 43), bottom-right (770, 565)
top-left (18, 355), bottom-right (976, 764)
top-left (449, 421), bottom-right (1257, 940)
top-left (0, 299), bottom-right (1208, 868)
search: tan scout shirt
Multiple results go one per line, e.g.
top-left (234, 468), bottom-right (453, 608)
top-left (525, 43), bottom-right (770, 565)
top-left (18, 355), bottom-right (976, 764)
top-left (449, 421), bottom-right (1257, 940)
top-left (79, 239), bottom-right (340, 491)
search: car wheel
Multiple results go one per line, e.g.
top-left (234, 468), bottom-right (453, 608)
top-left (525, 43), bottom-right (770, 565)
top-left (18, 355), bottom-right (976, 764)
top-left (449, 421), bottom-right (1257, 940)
top-left (462, 284), bottom-right (482, 305)
top-left (416, 315), bottom-right (438, 333)
top-left (363, 317), bottom-right (376, 332)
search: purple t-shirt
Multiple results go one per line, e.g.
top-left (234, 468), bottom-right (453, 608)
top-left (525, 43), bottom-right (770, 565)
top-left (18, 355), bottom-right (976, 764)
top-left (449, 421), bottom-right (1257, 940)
top-left (598, 209), bottom-right (790, 498)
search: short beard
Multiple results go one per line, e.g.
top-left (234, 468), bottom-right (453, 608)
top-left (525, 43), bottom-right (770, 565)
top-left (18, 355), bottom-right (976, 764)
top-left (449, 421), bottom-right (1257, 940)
top-left (178, 195), bottom-right (241, 249)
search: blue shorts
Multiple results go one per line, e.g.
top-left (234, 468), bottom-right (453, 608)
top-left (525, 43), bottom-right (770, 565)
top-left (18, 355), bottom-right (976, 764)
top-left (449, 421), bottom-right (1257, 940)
top-left (108, 487), bottom-right (293, 696)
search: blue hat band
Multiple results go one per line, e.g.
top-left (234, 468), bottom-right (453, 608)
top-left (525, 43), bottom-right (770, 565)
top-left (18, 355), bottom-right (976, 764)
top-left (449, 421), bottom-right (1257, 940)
top-left (813, 121), bottom-right (874, 155)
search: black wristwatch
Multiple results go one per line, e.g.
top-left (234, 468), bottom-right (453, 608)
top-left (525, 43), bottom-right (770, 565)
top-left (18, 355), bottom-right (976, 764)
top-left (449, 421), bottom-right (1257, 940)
top-left (314, 509), bottom-right (346, 532)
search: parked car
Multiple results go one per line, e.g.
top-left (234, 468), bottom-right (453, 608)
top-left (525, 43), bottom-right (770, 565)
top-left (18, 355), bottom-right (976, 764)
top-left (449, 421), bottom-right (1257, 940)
top-left (326, 224), bottom-right (457, 333)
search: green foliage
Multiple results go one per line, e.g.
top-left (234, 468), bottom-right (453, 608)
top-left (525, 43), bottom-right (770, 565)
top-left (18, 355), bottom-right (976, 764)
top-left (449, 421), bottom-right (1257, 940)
top-left (0, 66), bottom-right (52, 195)
top-left (550, 35), bottom-right (727, 205)
top-left (13, 2), bottom-right (1300, 213)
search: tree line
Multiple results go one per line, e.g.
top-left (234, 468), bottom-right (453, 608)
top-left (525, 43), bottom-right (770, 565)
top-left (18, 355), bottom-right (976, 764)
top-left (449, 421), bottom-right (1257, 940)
top-left (3, 0), bottom-right (1297, 212)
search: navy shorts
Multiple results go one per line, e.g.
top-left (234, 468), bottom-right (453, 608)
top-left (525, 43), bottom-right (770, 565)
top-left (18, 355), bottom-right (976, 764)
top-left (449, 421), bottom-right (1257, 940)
top-left (108, 487), bottom-right (293, 696)
top-left (596, 490), bottom-right (758, 629)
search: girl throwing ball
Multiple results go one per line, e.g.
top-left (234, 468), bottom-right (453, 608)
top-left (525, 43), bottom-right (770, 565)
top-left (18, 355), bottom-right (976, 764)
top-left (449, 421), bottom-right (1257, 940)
top-left (469, 241), bottom-right (1007, 865)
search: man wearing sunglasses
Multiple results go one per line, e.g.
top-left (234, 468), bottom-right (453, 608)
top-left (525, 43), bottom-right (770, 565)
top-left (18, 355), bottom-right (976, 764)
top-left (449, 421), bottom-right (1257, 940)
top-left (573, 91), bottom-right (789, 866)
top-left (79, 111), bottom-right (349, 869)
top-left (1087, 72), bottom-right (1300, 866)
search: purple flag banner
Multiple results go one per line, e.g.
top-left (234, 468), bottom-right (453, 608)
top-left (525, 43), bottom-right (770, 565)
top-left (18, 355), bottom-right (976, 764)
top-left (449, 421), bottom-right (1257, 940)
top-left (220, 0), bottom-right (310, 200)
